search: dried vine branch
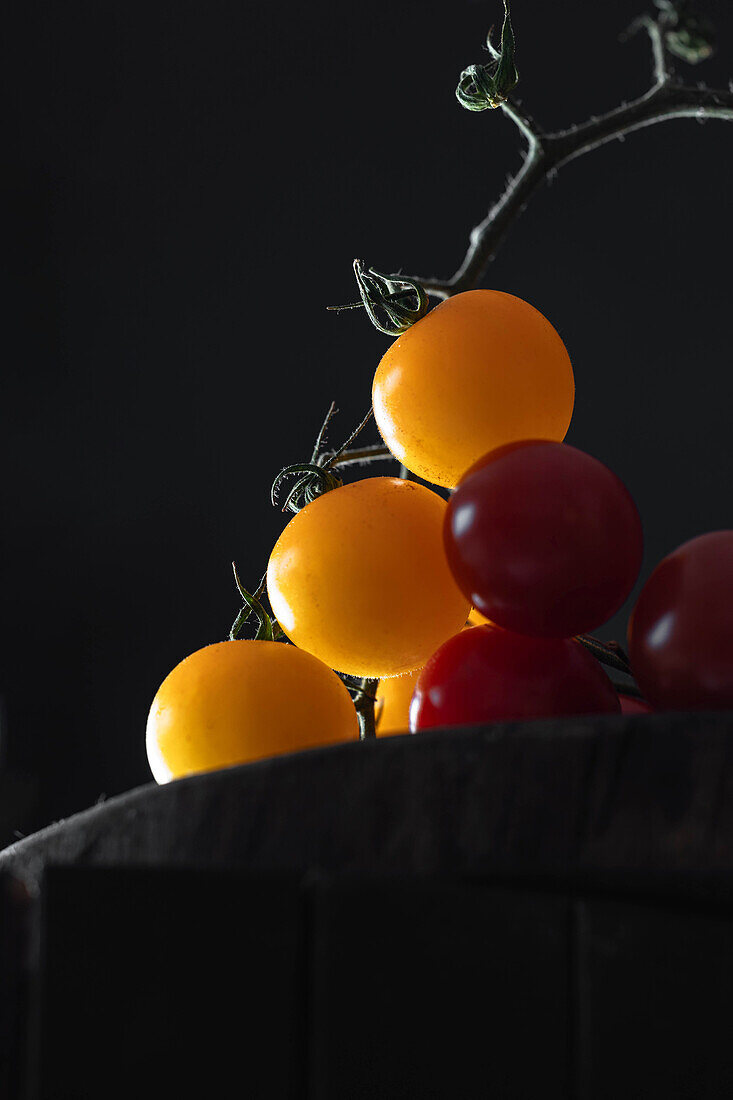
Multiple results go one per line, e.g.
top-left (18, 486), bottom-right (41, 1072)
top-left (410, 17), bottom-right (733, 299)
top-left (330, 7), bottom-right (733, 482)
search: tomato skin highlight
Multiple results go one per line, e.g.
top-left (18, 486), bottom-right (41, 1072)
top-left (267, 477), bottom-right (470, 679)
top-left (146, 640), bottom-right (359, 783)
top-left (372, 289), bottom-right (575, 489)
top-left (628, 530), bottom-right (733, 711)
top-left (410, 624), bottom-right (621, 731)
top-left (444, 440), bottom-right (643, 639)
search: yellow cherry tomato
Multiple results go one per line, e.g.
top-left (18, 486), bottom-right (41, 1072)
top-left (146, 639), bottom-right (358, 783)
top-left (266, 477), bottom-right (470, 678)
top-left (376, 668), bottom-right (421, 736)
top-left (467, 607), bottom-right (493, 627)
top-left (372, 289), bottom-right (575, 488)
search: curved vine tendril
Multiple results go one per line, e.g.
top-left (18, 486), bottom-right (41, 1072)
top-left (271, 403), bottom-right (375, 515)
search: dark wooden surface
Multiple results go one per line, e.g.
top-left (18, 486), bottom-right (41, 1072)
top-left (2, 714), bottom-right (733, 1097)
top-left (1, 712), bottom-right (733, 894)
top-left (579, 895), bottom-right (733, 1098)
top-left (25, 868), bottom-right (306, 1099)
top-left (5, 866), bottom-right (733, 1098)
top-left (310, 878), bottom-right (570, 1099)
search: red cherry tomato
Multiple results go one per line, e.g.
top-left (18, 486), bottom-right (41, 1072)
top-left (444, 440), bottom-right (643, 638)
top-left (628, 530), bottom-right (733, 711)
top-left (409, 624), bottom-right (621, 731)
top-left (618, 694), bottom-right (653, 715)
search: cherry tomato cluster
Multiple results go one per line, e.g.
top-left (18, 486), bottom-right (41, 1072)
top-left (146, 290), bottom-right (733, 783)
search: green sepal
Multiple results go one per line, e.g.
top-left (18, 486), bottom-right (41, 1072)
top-left (352, 260), bottom-right (429, 337)
top-left (456, 0), bottom-right (518, 112)
top-left (271, 462), bottom-right (344, 515)
top-left (655, 0), bottom-right (716, 64)
top-left (229, 565), bottom-right (278, 642)
top-left (665, 21), bottom-right (715, 63)
top-left (270, 405), bottom-right (374, 516)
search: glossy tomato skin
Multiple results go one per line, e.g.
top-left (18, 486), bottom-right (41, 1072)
top-left (267, 477), bottom-right (470, 679)
top-left (146, 640), bottom-right (359, 783)
top-left (410, 624), bottom-right (621, 731)
top-left (444, 440), bottom-right (643, 638)
top-left (628, 530), bottom-right (733, 711)
top-left (376, 621), bottom-right (492, 735)
top-left (372, 290), bottom-right (575, 489)
top-left (618, 694), bottom-right (653, 715)
top-left (375, 668), bottom-right (421, 737)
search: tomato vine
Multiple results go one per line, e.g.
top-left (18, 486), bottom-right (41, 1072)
top-left (147, 0), bottom-right (733, 784)
top-left (234, 0), bottom-right (733, 729)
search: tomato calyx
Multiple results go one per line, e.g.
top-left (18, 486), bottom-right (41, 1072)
top-left (271, 402), bottom-right (375, 515)
top-left (327, 260), bottom-right (429, 337)
top-left (229, 563), bottom-right (284, 643)
top-left (271, 461), bottom-right (344, 516)
top-left (656, 1), bottom-right (716, 65)
top-left (456, 0), bottom-right (518, 112)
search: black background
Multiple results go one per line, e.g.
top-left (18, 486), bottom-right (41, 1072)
top-left (2, 0), bottom-right (732, 841)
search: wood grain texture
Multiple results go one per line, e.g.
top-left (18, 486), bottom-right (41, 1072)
top-left (1, 712), bottom-right (732, 894)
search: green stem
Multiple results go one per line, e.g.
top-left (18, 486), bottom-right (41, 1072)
top-left (576, 634), bottom-right (633, 677)
top-left (356, 677), bottom-right (379, 740)
top-left (407, 30), bottom-right (733, 298)
top-left (326, 288), bottom-right (419, 313)
top-left (331, 442), bottom-right (396, 469)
